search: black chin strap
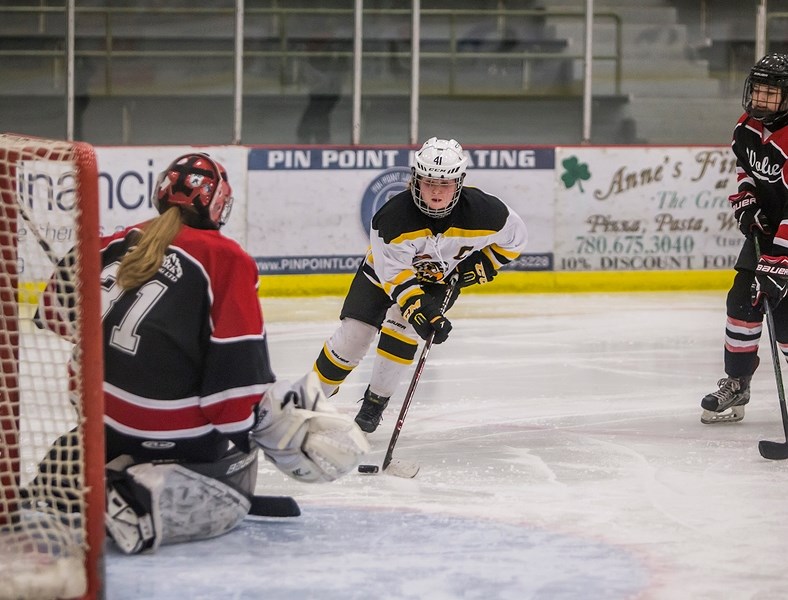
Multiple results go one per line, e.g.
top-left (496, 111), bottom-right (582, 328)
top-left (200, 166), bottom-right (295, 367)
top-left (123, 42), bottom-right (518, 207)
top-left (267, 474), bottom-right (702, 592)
top-left (180, 207), bottom-right (219, 230)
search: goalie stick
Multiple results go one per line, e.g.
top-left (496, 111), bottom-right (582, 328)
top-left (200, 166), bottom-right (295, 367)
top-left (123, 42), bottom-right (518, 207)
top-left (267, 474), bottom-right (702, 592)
top-left (754, 236), bottom-right (788, 460)
top-left (14, 188), bottom-right (80, 333)
top-left (15, 184), bottom-right (67, 268)
top-left (179, 453), bottom-right (302, 517)
top-left (358, 274), bottom-right (459, 479)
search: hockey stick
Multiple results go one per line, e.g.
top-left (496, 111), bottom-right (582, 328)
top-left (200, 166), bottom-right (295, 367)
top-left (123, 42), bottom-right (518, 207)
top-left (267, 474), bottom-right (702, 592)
top-left (15, 194), bottom-right (65, 268)
top-left (754, 236), bottom-right (788, 459)
top-left (358, 273), bottom-right (459, 478)
top-left (14, 195), bottom-right (79, 332)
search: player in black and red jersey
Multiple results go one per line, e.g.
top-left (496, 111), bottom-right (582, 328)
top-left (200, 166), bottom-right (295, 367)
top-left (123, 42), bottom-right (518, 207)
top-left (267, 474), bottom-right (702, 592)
top-left (702, 53), bottom-right (788, 423)
top-left (34, 153), bottom-right (368, 553)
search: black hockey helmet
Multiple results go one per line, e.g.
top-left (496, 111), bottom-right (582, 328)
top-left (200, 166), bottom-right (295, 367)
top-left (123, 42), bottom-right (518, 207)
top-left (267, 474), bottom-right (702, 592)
top-left (743, 53), bottom-right (788, 127)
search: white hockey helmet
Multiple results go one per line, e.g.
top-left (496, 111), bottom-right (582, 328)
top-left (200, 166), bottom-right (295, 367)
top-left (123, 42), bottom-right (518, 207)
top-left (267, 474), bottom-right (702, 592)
top-left (411, 137), bottom-right (468, 218)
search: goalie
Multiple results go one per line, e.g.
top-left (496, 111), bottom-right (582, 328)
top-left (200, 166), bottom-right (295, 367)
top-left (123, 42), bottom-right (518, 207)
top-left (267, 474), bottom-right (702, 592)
top-left (34, 153), bottom-right (369, 554)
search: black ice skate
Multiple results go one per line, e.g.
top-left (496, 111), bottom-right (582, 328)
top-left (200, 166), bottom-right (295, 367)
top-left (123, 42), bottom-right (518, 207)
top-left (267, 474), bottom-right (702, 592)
top-left (354, 387), bottom-right (389, 433)
top-left (700, 376), bottom-right (751, 424)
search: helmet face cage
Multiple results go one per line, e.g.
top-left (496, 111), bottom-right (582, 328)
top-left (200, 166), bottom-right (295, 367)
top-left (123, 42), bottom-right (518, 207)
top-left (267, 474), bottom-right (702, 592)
top-left (154, 153), bottom-right (234, 229)
top-left (743, 53), bottom-right (788, 126)
top-left (411, 137), bottom-right (468, 218)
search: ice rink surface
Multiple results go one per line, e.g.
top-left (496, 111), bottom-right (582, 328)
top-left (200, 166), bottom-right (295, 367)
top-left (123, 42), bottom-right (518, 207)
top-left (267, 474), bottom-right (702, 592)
top-left (107, 291), bottom-right (788, 599)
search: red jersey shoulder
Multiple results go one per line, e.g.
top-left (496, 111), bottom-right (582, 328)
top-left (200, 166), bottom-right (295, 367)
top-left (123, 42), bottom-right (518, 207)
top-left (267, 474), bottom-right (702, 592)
top-left (100, 224), bottom-right (142, 252)
top-left (767, 125), bottom-right (788, 149)
top-left (733, 117), bottom-right (788, 159)
top-left (172, 229), bottom-right (263, 338)
top-left (99, 224), bottom-right (258, 284)
top-left (173, 227), bottom-right (258, 282)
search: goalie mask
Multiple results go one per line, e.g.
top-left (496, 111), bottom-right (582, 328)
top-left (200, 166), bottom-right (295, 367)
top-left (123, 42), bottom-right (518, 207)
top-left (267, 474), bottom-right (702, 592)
top-left (743, 53), bottom-right (788, 128)
top-left (154, 153), bottom-right (234, 229)
top-left (411, 137), bottom-right (468, 218)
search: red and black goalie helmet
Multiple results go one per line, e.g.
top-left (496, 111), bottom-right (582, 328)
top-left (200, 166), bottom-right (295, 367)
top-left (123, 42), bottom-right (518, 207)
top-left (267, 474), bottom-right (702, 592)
top-left (153, 153), bottom-right (233, 229)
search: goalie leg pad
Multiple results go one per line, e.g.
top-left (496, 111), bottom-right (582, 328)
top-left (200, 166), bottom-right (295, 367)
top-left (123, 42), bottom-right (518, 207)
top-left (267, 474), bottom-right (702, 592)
top-left (105, 465), bottom-right (157, 555)
top-left (132, 463), bottom-right (251, 548)
top-left (105, 460), bottom-right (252, 554)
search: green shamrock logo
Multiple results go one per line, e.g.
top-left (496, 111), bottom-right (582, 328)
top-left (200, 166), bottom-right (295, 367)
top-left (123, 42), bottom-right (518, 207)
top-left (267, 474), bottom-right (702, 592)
top-left (561, 156), bottom-right (591, 193)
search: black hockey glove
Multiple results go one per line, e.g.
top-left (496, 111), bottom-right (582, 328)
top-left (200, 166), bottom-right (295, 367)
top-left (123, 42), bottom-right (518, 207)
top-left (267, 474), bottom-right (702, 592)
top-left (422, 281), bottom-right (461, 312)
top-left (752, 255), bottom-right (788, 311)
top-left (457, 250), bottom-right (497, 288)
top-left (401, 293), bottom-right (452, 344)
top-left (729, 191), bottom-right (771, 237)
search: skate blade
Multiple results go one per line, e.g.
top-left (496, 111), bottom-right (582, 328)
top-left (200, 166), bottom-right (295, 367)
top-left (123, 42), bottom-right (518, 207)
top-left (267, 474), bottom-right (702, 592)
top-left (384, 459), bottom-right (420, 479)
top-left (701, 405), bottom-right (745, 424)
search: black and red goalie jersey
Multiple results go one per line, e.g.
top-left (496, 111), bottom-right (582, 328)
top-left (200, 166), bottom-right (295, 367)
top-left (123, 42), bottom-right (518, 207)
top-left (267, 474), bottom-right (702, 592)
top-left (38, 224), bottom-right (274, 463)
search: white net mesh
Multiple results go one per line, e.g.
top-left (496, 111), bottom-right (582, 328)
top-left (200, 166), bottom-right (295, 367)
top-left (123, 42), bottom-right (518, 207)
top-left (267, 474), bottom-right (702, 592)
top-left (0, 134), bottom-right (100, 600)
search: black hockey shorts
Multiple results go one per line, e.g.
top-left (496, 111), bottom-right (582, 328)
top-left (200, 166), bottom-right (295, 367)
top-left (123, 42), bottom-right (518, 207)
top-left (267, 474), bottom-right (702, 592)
top-left (339, 266), bottom-right (394, 329)
top-left (339, 263), bottom-right (460, 329)
top-left (728, 235), bottom-right (788, 344)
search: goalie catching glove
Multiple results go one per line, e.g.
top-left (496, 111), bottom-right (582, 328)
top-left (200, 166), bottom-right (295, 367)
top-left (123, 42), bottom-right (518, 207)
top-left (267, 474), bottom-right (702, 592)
top-left (251, 372), bottom-right (370, 483)
top-left (456, 250), bottom-right (497, 287)
top-left (752, 254), bottom-right (788, 311)
top-left (401, 292), bottom-right (452, 343)
top-left (729, 191), bottom-right (771, 238)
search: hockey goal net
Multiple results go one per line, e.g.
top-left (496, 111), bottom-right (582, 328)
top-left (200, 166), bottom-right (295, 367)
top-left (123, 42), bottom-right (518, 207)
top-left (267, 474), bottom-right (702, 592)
top-left (0, 133), bottom-right (104, 599)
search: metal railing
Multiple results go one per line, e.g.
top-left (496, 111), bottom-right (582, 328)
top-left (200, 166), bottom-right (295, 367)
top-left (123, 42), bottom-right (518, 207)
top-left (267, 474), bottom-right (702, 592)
top-left (0, 3), bottom-right (623, 143)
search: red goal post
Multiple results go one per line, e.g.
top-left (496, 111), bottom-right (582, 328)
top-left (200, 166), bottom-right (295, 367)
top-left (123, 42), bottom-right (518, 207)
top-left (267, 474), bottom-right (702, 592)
top-left (0, 133), bottom-right (104, 599)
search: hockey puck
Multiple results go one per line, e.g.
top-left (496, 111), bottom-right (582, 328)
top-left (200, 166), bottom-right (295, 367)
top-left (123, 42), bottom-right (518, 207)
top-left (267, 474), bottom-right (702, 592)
top-left (358, 464), bottom-right (379, 474)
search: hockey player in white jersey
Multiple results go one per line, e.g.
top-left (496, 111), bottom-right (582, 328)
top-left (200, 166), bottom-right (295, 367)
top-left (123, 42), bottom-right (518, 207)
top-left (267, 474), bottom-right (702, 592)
top-left (310, 137), bottom-right (528, 433)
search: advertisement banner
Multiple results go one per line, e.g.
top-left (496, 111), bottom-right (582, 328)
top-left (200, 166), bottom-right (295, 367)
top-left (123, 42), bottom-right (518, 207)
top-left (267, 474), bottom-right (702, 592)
top-left (247, 146), bottom-right (556, 274)
top-left (554, 146), bottom-right (740, 272)
top-left (95, 146), bottom-right (248, 244)
top-left (16, 145), bottom-right (248, 282)
top-left (14, 144), bottom-right (743, 288)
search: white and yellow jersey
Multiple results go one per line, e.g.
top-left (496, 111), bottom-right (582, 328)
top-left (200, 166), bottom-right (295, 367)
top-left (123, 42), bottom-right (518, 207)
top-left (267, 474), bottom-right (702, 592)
top-left (363, 186), bottom-right (528, 310)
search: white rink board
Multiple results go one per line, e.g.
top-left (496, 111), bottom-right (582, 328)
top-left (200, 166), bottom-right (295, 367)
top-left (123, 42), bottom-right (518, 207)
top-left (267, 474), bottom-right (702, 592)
top-left (95, 146), bottom-right (249, 245)
top-left (15, 143), bottom-right (748, 280)
top-left (245, 146), bottom-right (556, 274)
top-left (555, 146), bottom-right (741, 272)
top-left (15, 145), bottom-right (249, 282)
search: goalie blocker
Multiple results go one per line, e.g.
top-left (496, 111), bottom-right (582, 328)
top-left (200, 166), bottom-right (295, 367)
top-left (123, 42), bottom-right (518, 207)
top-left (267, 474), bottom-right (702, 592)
top-left (106, 373), bottom-right (369, 554)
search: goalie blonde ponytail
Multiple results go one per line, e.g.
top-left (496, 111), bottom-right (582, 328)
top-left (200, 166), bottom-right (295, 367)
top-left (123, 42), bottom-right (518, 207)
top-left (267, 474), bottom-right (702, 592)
top-left (117, 207), bottom-right (183, 290)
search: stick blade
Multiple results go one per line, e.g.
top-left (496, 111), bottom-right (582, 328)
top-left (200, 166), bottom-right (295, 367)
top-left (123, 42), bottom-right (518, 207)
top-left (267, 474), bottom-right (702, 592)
top-left (758, 440), bottom-right (788, 460)
top-left (383, 458), bottom-right (420, 479)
